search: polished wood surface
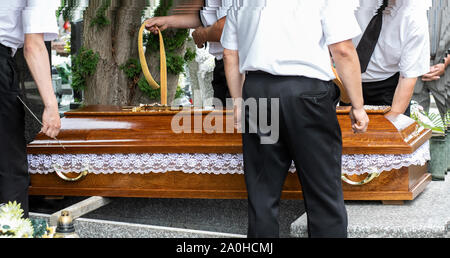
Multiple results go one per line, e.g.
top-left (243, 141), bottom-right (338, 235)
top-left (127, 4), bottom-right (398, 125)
top-left (28, 105), bottom-right (432, 203)
top-left (171, 0), bottom-right (203, 15)
top-left (29, 165), bottom-right (431, 201)
top-left (27, 105), bottom-right (431, 155)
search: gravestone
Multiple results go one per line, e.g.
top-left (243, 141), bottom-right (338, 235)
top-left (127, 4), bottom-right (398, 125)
top-left (71, 20), bottom-right (84, 56)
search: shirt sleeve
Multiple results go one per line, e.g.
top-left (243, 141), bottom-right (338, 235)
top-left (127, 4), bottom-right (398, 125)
top-left (321, 0), bottom-right (361, 45)
top-left (220, 8), bottom-right (238, 50)
top-left (218, 0), bottom-right (232, 19)
top-left (399, 12), bottom-right (431, 78)
top-left (22, 0), bottom-right (59, 41)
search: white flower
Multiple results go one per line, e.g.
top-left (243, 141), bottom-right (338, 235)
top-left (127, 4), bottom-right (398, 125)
top-left (0, 202), bottom-right (34, 238)
top-left (14, 219), bottom-right (34, 238)
top-left (0, 201), bottom-right (24, 220)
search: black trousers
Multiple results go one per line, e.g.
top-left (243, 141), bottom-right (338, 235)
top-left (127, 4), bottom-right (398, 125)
top-left (0, 44), bottom-right (30, 217)
top-left (242, 72), bottom-right (347, 238)
top-left (341, 73), bottom-right (410, 116)
top-left (212, 59), bottom-right (230, 107)
top-left (362, 73), bottom-right (411, 116)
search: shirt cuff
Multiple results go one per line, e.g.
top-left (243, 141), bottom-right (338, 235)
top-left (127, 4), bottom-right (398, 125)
top-left (325, 30), bottom-right (361, 46)
top-left (400, 68), bottom-right (430, 79)
top-left (23, 26), bottom-right (59, 41)
top-left (325, 23), bottom-right (361, 46)
top-left (220, 39), bottom-right (238, 51)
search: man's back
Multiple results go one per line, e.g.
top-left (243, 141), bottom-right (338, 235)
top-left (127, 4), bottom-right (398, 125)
top-left (222, 0), bottom-right (361, 81)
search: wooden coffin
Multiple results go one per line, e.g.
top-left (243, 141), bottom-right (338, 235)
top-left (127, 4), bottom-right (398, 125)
top-left (27, 105), bottom-right (432, 203)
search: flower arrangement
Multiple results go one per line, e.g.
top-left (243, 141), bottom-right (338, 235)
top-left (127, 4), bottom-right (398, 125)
top-left (0, 202), bottom-right (33, 238)
top-left (0, 202), bottom-right (55, 238)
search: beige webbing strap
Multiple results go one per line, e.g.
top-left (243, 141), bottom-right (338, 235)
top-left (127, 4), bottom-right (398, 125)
top-left (332, 66), bottom-right (351, 104)
top-left (138, 23), bottom-right (168, 106)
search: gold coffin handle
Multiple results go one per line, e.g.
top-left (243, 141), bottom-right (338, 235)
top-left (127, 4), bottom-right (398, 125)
top-left (341, 172), bottom-right (381, 186)
top-left (55, 170), bottom-right (88, 182)
top-left (138, 22), bottom-right (168, 106)
top-left (53, 165), bottom-right (88, 182)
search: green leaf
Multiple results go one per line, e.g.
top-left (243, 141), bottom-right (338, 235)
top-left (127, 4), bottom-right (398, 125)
top-left (71, 47), bottom-right (100, 92)
top-left (90, 0), bottom-right (112, 29)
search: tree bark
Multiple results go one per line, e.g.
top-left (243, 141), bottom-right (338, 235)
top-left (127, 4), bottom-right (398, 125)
top-left (83, 0), bottom-right (147, 106)
top-left (83, 0), bottom-right (193, 106)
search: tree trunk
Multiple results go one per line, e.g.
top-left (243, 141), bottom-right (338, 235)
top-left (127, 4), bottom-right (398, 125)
top-left (83, 0), bottom-right (147, 106)
top-left (131, 0), bottom-right (188, 106)
top-left (131, 41), bottom-right (186, 106)
top-left (83, 0), bottom-right (193, 106)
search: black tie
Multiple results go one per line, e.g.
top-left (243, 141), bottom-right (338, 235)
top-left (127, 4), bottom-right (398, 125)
top-left (357, 0), bottom-right (389, 73)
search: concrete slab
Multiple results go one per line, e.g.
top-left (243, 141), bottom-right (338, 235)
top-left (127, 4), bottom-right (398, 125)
top-left (291, 174), bottom-right (450, 238)
top-left (49, 196), bottom-right (112, 226)
top-left (30, 198), bottom-right (305, 238)
top-left (31, 213), bottom-right (246, 238)
top-left (81, 199), bottom-right (305, 238)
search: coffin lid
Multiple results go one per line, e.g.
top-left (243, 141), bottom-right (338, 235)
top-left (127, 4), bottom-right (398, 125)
top-left (27, 105), bottom-right (431, 155)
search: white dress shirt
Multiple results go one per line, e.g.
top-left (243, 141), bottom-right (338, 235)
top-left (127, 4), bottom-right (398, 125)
top-left (354, 0), bottom-right (431, 82)
top-left (220, 0), bottom-right (361, 81)
top-left (200, 0), bottom-right (232, 60)
top-left (0, 0), bottom-right (59, 56)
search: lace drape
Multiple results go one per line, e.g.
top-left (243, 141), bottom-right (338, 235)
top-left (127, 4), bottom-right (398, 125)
top-left (28, 141), bottom-right (430, 175)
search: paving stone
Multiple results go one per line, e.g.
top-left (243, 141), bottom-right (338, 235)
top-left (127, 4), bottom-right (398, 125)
top-left (291, 175), bottom-right (450, 238)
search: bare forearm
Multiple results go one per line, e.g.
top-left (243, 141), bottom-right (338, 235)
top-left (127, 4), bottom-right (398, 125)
top-left (391, 77), bottom-right (417, 114)
top-left (24, 34), bottom-right (57, 108)
top-left (204, 17), bottom-right (226, 42)
top-left (223, 49), bottom-right (244, 99)
top-left (24, 34), bottom-right (61, 138)
top-left (329, 40), bottom-right (364, 109)
top-left (168, 14), bottom-right (202, 29)
top-left (146, 13), bottom-right (202, 33)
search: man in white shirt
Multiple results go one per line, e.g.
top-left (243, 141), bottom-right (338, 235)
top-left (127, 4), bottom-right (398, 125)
top-left (221, 0), bottom-right (369, 238)
top-left (145, 0), bottom-right (232, 106)
top-left (351, 0), bottom-right (431, 117)
top-left (0, 0), bottom-right (61, 217)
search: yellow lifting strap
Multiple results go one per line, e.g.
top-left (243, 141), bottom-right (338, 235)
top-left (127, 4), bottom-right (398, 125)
top-left (138, 23), bottom-right (168, 106)
top-left (332, 66), bottom-right (351, 104)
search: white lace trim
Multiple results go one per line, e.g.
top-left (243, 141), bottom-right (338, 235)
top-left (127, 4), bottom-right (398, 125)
top-left (342, 141), bottom-right (430, 175)
top-left (28, 141), bottom-right (430, 176)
